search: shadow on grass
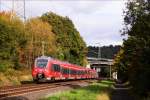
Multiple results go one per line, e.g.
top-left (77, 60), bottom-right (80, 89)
top-left (0, 94), bottom-right (9, 99)
top-left (82, 80), bottom-right (113, 94)
top-left (20, 80), bottom-right (34, 84)
top-left (0, 96), bottom-right (29, 100)
top-left (98, 80), bottom-right (115, 84)
top-left (68, 84), bottom-right (82, 89)
top-left (41, 80), bottom-right (114, 100)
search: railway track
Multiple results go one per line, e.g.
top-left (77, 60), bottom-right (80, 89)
top-left (0, 80), bottom-right (95, 99)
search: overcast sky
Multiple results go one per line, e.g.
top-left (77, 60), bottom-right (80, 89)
top-left (1, 0), bottom-right (127, 46)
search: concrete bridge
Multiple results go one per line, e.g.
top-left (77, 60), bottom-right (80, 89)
top-left (86, 57), bottom-right (114, 78)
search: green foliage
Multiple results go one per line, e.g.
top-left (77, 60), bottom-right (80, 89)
top-left (41, 80), bottom-right (113, 100)
top-left (24, 18), bottom-right (57, 67)
top-left (41, 12), bottom-right (87, 66)
top-left (0, 12), bottom-right (26, 70)
top-left (88, 45), bottom-right (121, 59)
top-left (114, 0), bottom-right (150, 98)
top-left (0, 61), bottom-right (13, 72)
top-left (113, 49), bottom-right (128, 82)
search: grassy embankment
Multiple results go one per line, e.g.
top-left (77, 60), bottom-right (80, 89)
top-left (41, 80), bottom-right (114, 100)
top-left (0, 68), bottom-right (32, 87)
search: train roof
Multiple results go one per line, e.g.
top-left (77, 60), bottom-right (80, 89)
top-left (36, 56), bottom-right (53, 60)
top-left (35, 56), bottom-right (95, 71)
top-left (36, 56), bottom-right (79, 66)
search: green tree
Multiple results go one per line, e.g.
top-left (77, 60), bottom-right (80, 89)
top-left (24, 18), bottom-right (57, 68)
top-left (0, 12), bottom-right (27, 70)
top-left (41, 12), bottom-right (87, 66)
top-left (115, 0), bottom-right (150, 98)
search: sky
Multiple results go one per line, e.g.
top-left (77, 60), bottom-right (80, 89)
top-left (0, 0), bottom-right (127, 46)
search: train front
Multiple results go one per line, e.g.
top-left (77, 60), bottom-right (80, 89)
top-left (32, 57), bottom-right (50, 82)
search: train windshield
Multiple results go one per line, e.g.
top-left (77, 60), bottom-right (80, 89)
top-left (36, 59), bottom-right (48, 68)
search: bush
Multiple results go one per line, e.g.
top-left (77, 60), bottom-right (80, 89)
top-left (0, 61), bottom-right (12, 72)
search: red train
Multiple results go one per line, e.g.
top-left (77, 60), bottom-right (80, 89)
top-left (32, 56), bottom-right (98, 82)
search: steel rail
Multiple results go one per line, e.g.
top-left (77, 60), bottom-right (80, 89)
top-left (0, 80), bottom-right (95, 99)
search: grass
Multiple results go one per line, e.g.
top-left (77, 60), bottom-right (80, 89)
top-left (41, 80), bottom-right (114, 100)
top-left (0, 68), bottom-right (32, 87)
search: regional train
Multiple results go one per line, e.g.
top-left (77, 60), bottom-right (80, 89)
top-left (32, 56), bottom-right (98, 82)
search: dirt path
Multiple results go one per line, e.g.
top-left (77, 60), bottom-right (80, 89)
top-left (111, 82), bottom-right (135, 100)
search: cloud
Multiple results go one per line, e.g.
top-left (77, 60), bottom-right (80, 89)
top-left (1, 0), bottom-right (126, 46)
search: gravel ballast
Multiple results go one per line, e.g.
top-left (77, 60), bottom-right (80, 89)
top-left (0, 81), bottom-right (93, 100)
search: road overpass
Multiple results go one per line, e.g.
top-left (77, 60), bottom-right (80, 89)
top-left (86, 57), bottom-right (114, 78)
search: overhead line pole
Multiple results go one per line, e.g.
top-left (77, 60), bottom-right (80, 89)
top-left (11, 0), bottom-right (15, 20)
top-left (0, 0), bottom-right (1, 12)
top-left (23, 0), bottom-right (26, 22)
top-left (96, 42), bottom-right (101, 59)
top-left (42, 41), bottom-right (45, 56)
top-left (33, 41), bottom-right (49, 56)
top-left (95, 42), bottom-right (101, 78)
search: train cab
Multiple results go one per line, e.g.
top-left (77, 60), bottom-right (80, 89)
top-left (32, 56), bottom-right (52, 81)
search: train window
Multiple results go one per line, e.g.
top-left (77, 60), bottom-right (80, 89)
top-left (62, 68), bottom-right (64, 74)
top-left (67, 69), bottom-right (69, 74)
top-left (70, 70), bottom-right (73, 75)
top-left (70, 70), bottom-right (72, 74)
top-left (79, 71), bottom-right (80, 75)
top-left (78, 71), bottom-right (81, 75)
top-left (83, 71), bottom-right (85, 75)
top-left (51, 64), bottom-right (60, 72)
top-left (71, 70), bottom-right (75, 75)
top-left (36, 59), bottom-right (48, 68)
top-left (81, 71), bottom-right (83, 75)
top-left (77, 71), bottom-right (79, 75)
top-left (62, 68), bottom-right (69, 74)
top-left (71, 70), bottom-right (76, 75)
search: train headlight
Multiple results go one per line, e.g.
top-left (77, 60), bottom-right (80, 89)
top-left (34, 69), bottom-right (37, 72)
top-left (44, 68), bottom-right (49, 73)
